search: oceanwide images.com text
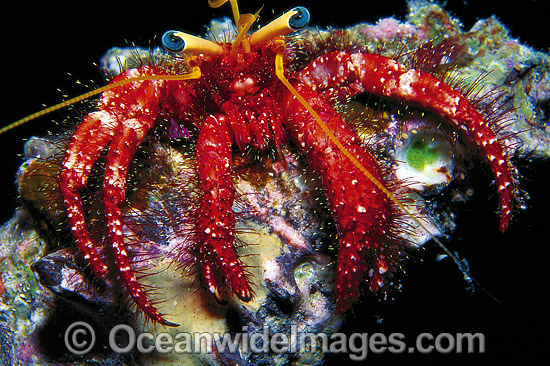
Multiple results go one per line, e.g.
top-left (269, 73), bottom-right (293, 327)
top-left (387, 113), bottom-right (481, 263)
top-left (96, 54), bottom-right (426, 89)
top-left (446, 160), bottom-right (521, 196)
top-left (65, 322), bottom-right (485, 360)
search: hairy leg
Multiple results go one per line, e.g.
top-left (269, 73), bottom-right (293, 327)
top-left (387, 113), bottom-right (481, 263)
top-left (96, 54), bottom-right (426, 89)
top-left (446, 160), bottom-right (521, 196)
top-left (299, 52), bottom-right (515, 231)
top-left (60, 110), bottom-right (118, 277)
top-left (195, 115), bottom-right (254, 303)
top-left (284, 83), bottom-right (406, 310)
top-left (102, 115), bottom-right (177, 325)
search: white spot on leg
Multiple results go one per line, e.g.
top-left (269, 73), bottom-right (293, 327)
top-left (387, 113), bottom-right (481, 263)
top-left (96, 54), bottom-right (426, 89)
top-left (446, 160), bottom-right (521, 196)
top-left (397, 70), bottom-right (420, 96)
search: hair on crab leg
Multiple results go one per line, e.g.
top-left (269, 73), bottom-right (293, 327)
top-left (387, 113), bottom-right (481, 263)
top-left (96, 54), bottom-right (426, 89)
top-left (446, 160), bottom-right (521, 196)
top-left (195, 114), bottom-right (255, 303)
top-left (274, 44), bottom-right (501, 303)
top-left (3, 0), bottom-right (520, 331)
top-left (0, 66), bottom-right (201, 327)
top-left (103, 115), bottom-right (180, 326)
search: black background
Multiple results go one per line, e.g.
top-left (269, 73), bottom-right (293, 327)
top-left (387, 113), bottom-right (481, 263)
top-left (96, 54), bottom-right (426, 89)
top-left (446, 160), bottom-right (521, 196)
top-left (0, 1), bottom-right (548, 364)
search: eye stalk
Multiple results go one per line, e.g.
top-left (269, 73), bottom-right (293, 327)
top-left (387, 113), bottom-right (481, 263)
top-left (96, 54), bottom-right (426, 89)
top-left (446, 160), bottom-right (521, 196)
top-left (162, 30), bottom-right (224, 57)
top-left (249, 6), bottom-right (310, 47)
top-left (162, 31), bottom-right (185, 52)
top-left (161, 5), bottom-right (311, 56)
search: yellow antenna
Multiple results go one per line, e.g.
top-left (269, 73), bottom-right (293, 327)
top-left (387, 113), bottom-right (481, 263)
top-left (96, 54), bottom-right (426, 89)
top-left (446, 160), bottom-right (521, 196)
top-left (250, 7), bottom-right (310, 47)
top-left (208, 0), bottom-right (241, 26)
top-left (231, 6), bottom-right (262, 55)
top-left (208, 0), bottom-right (262, 53)
top-left (0, 68), bottom-right (202, 136)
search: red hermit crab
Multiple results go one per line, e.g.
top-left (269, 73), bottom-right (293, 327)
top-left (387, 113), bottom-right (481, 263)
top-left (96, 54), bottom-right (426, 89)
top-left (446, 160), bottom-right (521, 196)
top-left (3, 0), bottom-right (516, 326)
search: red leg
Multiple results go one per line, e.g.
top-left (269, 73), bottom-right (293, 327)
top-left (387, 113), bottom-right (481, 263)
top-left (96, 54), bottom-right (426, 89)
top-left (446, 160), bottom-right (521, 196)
top-left (60, 110), bottom-right (119, 277)
top-left (299, 52), bottom-right (515, 232)
top-left (284, 83), bottom-right (406, 311)
top-left (195, 115), bottom-right (254, 303)
top-left (102, 116), bottom-right (177, 326)
top-left (61, 66), bottom-right (180, 324)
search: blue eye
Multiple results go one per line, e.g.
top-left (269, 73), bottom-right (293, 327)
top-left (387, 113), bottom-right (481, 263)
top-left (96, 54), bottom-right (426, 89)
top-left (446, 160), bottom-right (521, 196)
top-left (162, 30), bottom-right (185, 53)
top-left (288, 7), bottom-right (310, 30)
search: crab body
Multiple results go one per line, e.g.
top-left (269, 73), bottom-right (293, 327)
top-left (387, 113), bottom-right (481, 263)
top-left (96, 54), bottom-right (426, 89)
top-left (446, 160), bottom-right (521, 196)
top-left (52, 3), bottom-right (516, 325)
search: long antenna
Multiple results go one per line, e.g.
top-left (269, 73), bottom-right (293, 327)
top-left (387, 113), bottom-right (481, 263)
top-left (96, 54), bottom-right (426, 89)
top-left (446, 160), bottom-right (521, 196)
top-left (0, 68), bottom-right (201, 136)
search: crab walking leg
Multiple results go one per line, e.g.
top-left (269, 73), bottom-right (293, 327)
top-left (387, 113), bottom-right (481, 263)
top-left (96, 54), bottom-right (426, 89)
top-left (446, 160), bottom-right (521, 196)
top-left (102, 116), bottom-right (177, 326)
top-left (283, 83), bottom-right (405, 311)
top-left (60, 110), bottom-right (119, 277)
top-left (195, 115), bottom-right (254, 302)
top-left (299, 52), bottom-right (515, 232)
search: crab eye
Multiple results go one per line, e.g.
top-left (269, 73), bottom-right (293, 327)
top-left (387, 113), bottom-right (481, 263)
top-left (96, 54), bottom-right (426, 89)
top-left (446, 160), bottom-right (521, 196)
top-left (288, 6), bottom-right (310, 30)
top-left (162, 30), bottom-right (185, 52)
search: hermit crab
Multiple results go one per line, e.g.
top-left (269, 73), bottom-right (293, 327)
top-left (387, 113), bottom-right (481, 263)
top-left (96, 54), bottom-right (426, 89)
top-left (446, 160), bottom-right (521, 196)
top-left (2, 0), bottom-right (517, 326)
